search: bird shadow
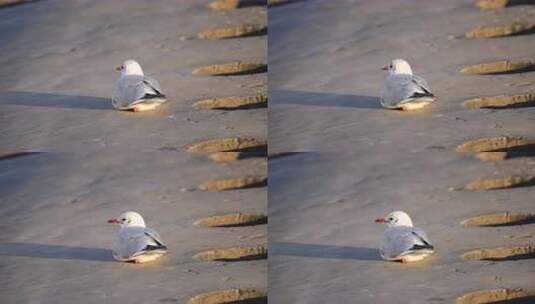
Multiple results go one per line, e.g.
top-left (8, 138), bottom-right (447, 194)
top-left (0, 91), bottom-right (112, 110)
top-left (0, 242), bottom-right (115, 262)
top-left (270, 90), bottom-right (381, 109)
top-left (271, 242), bottom-right (382, 261)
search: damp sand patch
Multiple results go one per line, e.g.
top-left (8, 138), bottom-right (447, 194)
top-left (198, 175), bottom-right (267, 191)
top-left (460, 60), bottom-right (535, 75)
top-left (461, 245), bottom-right (535, 261)
top-left (209, 151), bottom-right (267, 162)
top-left (456, 137), bottom-right (535, 161)
top-left (194, 245), bottom-right (267, 261)
top-left (194, 94), bottom-right (267, 110)
top-left (456, 137), bottom-right (535, 153)
top-left (186, 137), bottom-right (266, 153)
top-left (192, 61), bottom-right (267, 76)
top-left (456, 288), bottom-right (535, 304)
top-left (465, 176), bottom-right (535, 191)
top-left (465, 23), bottom-right (535, 38)
top-left (188, 288), bottom-right (267, 304)
top-left (461, 212), bottom-right (535, 227)
top-left (207, 0), bottom-right (266, 10)
top-left (474, 152), bottom-right (509, 162)
top-left (197, 24), bottom-right (266, 39)
top-left (193, 213), bottom-right (267, 227)
top-left (463, 93), bottom-right (535, 109)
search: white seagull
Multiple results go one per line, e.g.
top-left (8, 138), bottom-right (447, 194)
top-left (112, 59), bottom-right (167, 112)
top-left (108, 211), bottom-right (167, 263)
top-left (380, 59), bottom-right (435, 111)
top-left (375, 211), bottom-right (434, 263)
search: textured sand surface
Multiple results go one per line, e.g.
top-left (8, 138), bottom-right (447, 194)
top-left (269, 0), bottom-right (535, 303)
top-left (0, 1), bottom-right (266, 303)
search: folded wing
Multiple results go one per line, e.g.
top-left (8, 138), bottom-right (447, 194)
top-left (113, 227), bottom-right (167, 261)
top-left (380, 226), bottom-right (433, 260)
top-left (381, 74), bottom-right (434, 108)
top-left (112, 75), bottom-right (166, 109)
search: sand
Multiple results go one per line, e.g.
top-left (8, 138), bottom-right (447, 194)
top-left (268, 0), bottom-right (535, 303)
top-left (0, 1), bottom-right (266, 303)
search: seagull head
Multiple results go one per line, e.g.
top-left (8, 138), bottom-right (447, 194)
top-left (375, 211), bottom-right (414, 227)
top-left (108, 211), bottom-right (146, 228)
top-left (382, 59), bottom-right (413, 75)
top-left (115, 59), bottom-right (144, 76)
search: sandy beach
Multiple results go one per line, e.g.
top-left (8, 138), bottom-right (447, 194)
top-left (269, 0), bottom-right (534, 303)
top-left (0, 1), bottom-right (266, 303)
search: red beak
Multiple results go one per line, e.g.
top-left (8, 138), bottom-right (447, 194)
top-left (374, 218), bottom-right (385, 223)
top-left (381, 65), bottom-right (389, 71)
top-left (108, 218), bottom-right (120, 224)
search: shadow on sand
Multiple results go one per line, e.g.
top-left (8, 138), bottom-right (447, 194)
top-left (0, 242), bottom-right (115, 262)
top-left (270, 90), bottom-right (381, 109)
top-left (0, 91), bottom-right (112, 110)
top-left (271, 242), bottom-right (382, 261)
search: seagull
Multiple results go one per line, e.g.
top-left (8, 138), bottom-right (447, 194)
top-left (108, 211), bottom-right (168, 263)
top-left (112, 59), bottom-right (167, 112)
top-left (380, 59), bottom-right (435, 111)
top-left (375, 211), bottom-right (434, 263)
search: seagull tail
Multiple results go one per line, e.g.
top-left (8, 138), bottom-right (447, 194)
top-left (409, 244), bottom-right (434, 251)
top-left (144, 244), bottom-right (168, 251)
top-left (409, 92), bottom-right (435, 99)
top-left (142, 93), bottom-right (166, 100)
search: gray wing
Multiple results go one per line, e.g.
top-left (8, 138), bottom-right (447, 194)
top-left (143, 227), bottom-right (166, 247)
top-left (380, 74), bottom-right (434, 108)
top-left (410, 75), bottom-right (433, 97)
top-left (112, 75), bottom-right (166, 109)
top-left (411, 227), bottom-right (432, 245)
top-left (114, 227), bottom-right (166, 260)
top-left (112, 75), bottom-right (147, 109)
top-left (380, 226), bottom-right (433, 260)
top-left (142, 75), bottom-right (165, 97)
